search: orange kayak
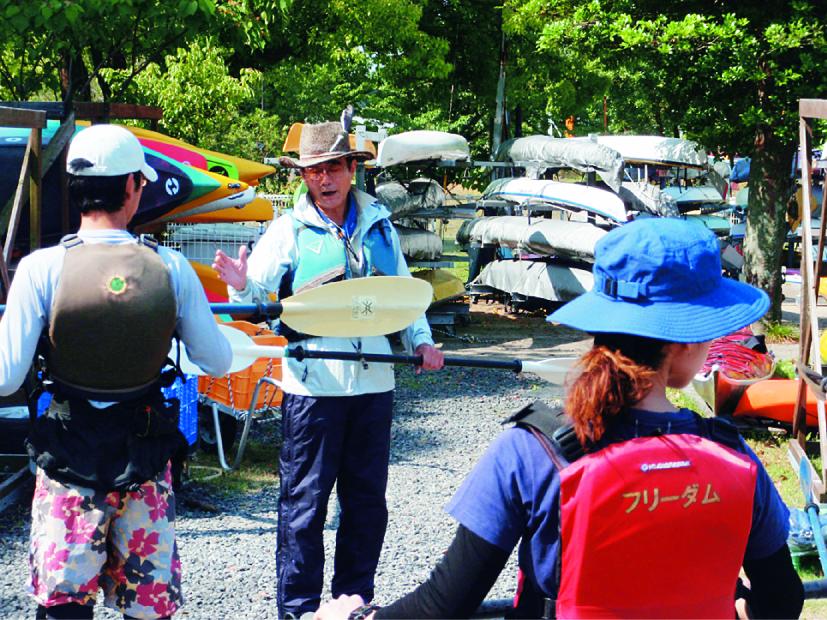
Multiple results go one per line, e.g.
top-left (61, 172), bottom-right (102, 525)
top-left (733, 379), bottom-right (820, 427)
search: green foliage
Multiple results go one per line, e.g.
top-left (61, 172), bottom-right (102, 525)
top-left (762, 321), bottom-right (801, 344)
top-left (773, 358), bottom-right (797, 379)
top-left (0, 0), bottom-right (290, 102)
top-left (128, 38), bottom-right (259, 145)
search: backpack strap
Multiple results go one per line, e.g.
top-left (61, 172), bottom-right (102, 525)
top-left (504, 400), bottom-right (584, 467)
top-left (138, 234), bottom-right (159, 251)
top-left (60, 234), bottom-right (83, 249)
top-left (700, 414), bottom-right (745, 453)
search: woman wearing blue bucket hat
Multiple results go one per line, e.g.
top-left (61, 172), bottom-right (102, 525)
top-left (315, 218), bottom-right (803, 619)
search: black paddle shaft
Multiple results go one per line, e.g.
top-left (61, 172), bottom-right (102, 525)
top-left (289, 346), bottom-right (524, 373)
top-left (0, 303), bottom-right (285, 319)
top-left (209, 302), bottom-right (283, 318)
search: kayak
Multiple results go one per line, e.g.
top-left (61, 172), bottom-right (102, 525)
top-left (376, 130), bottom-right (470, 167)
top-left (124, 125), bottom-right (275, 184)
top-left (733, 379), bottom-right (819, 428)
top-left (0, 124), bottom-right (224, 233)
top-left (472, 259), bottom-right (593, 304)
top-left (190, 261), bottom-right (229, 303)
top-left (137, 137), bottom-right (208, 170)
top-left (412, 269), bottom-right (466, 304)
top-left (147, 186), bottom-right (255, 225)
top-left (176, 196), bottom-right (274, 223)
top-left (140, 168), bottom-right (251, 225)
top-left (457, 216), bottom-right (606, 261)
top-left (481, 178), bottom-right (628, 224)
top-left (282, 122), bottom-right (377, 158)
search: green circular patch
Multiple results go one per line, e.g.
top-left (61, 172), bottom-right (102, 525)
top-left (107, 275), bottom-right (127, 295)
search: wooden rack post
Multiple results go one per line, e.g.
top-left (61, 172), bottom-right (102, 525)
top-left (790, 99), bottom-right (827, 500)
top-left (0, 106), bottom-right (46, 302)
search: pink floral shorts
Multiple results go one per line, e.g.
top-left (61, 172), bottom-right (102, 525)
top-left (28, 465), bottom-right (183, 619)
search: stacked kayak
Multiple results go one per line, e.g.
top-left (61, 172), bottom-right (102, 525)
top-left (480, 178), bottom-right (628, 224)
top-left (0, 121), bottom-right (275, 245)
top-left (473, 260), bottom-right (593, 304)
top-left (458, 216), bottom-right (606, 261)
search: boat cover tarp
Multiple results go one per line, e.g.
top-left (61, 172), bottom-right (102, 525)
top-left (573, 135), bottom-right (708, 168)
top-left (495, 136), bottom-right (624, 192)
top-left (617, 182), bottom-right (680, 217)
top-left (480, 177), bottom-right (628, 223)
top-left (394, 225), bottom-right (444, 261)
top-left (456, 216), bottom-right (604, 260)
top-left (473, 259), bottom-right (593, 302)
top-left (375, 179), bottom-right (445, 220)
top-left (376, 130), bottom-right (470, 167)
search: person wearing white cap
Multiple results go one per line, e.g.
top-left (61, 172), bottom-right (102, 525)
top-left (0, 124), bottom-right (232, 619)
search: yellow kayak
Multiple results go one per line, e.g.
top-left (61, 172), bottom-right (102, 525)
top-left (123, 125), bottom-right (275, 184)
top-left (177, 196), bottom-right (274, 223)
top-left (283, 122), bottom-right (377, 157)
top-left (146, 168), bottom-right (251, 224)
top-left (412, 269), bottom-right (466, 304)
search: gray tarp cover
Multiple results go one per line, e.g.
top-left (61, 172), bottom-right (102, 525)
top-left (472, 259), bottom-right (593, 302)
top-left (495, 136), bottom-right (624, 192)
top-left (394, 224), bottom-right (443, 261)
top-left (375, 178), bottom-right (445, 221)
top-left (456, 216), bottom-right (604, 260)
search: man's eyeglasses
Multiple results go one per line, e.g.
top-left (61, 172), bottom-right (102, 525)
top-left (301, 158), bottom-right (350, 181)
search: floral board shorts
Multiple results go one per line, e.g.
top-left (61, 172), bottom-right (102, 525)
top-left (28, 464), bottom-right (183, 619)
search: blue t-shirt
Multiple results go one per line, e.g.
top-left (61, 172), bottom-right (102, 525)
top-left (445, 408), bottom-right (790, 598)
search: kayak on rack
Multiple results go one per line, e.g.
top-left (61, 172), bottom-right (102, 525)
top-left (481, 178), bottom-right (628, 224)
top-left (376, 130), bottom-right (470, 167)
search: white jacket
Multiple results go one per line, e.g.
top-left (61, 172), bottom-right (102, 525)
top-left (229, 189), bottom-right (434, 396)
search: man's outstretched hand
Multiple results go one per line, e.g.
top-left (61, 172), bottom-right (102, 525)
top-left (212, 245), bottom-right (248, 291)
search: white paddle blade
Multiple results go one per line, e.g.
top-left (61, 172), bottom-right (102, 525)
top-left (520, 358), bottom-right (577, 384)
top-left (170, 325), bottom-right (286, 376)
top-left (280, 276), bottom-right (432, 337)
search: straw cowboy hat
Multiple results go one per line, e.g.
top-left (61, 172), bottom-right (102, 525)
top-left (279, 121), bottom-right (373, 169)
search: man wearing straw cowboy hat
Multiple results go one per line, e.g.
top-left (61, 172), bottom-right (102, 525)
top-left (214, 112), bottom-right (444, 618)
top-left (0, 124), bottom-right (232, 619)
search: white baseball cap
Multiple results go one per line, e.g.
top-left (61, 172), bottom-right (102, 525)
top-left (66, 124), bottom-right (158, 182)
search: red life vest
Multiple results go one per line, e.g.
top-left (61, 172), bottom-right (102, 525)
top-left (556, 433), bottom-right (757, 619)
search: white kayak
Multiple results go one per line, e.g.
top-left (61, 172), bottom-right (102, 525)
top-left (573, 135), bottom-right (708, 168)
top-left (376, 130), bottom-right (470, 167)
top-left (481, 178), bottom-right (628, 223)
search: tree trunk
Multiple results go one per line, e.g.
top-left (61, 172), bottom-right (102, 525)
top-left (59, 51), bottom-right (91, 104)
top-left (742, 125), bottom-right (794, 322)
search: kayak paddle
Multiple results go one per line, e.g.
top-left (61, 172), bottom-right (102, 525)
top-left (221, 276), bottom-right (433, 337)
top-left (179, 324), bottom-right (576, 383)
top-left (1, 276), bottom-right (433, 338)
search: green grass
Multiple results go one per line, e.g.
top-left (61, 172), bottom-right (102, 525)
top-left (762, 320), bottom-right (800, 343)
top-left (186, 438), bottom-right (279, 495)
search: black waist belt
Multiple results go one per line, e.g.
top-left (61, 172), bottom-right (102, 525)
top-left (26, 391), bottom-right (185, 492)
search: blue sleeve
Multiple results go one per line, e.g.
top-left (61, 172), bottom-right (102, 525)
top-left (742, 440), bottom-right (791, 560)
top-left (445, 429), bottom-right (534, 552)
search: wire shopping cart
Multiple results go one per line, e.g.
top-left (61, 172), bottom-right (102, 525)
top-left (198, 321), bottom-right (286, 470)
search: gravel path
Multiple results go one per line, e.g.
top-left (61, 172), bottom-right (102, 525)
top-left (0, 365), bottom-right (564, 619)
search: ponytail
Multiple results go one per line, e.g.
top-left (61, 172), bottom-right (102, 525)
top-left (565, 333), bottom-right (669, 446)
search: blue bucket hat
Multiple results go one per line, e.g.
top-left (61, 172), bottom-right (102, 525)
top-left (547, 218), bottom-right (769, 343)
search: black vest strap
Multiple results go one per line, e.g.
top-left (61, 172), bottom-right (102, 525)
top-left (503, 400), bottom-right (584, 465)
